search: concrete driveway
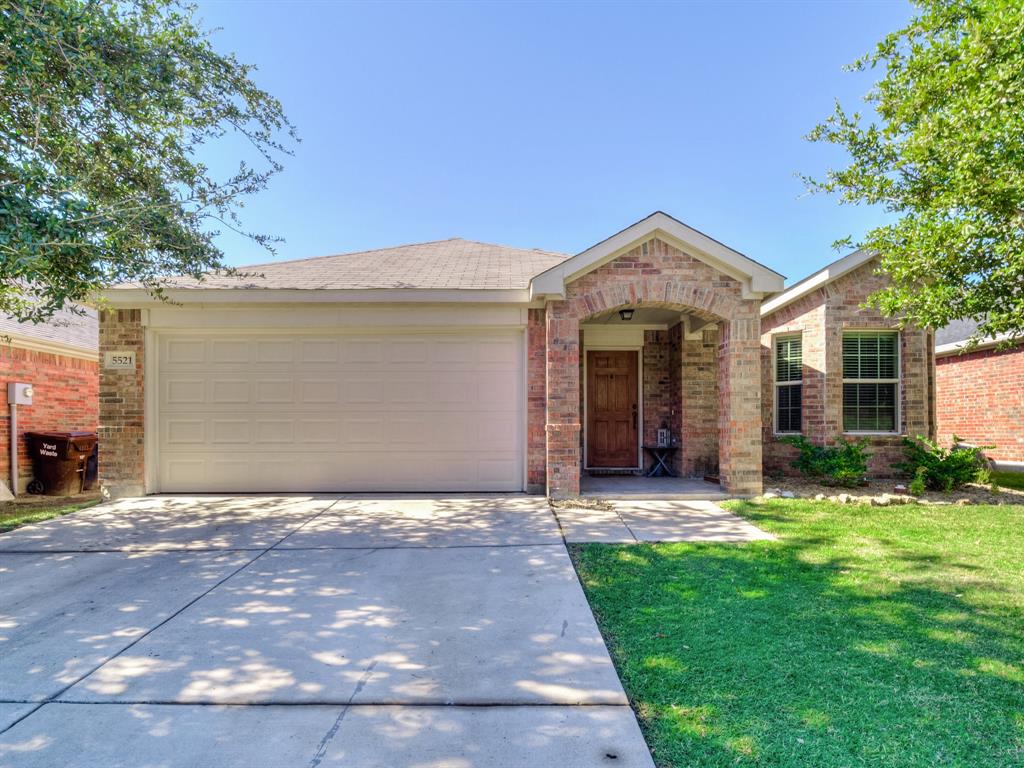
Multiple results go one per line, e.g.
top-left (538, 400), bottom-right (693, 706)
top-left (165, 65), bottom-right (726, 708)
top-left (0, 495), bottom-right (653, 767)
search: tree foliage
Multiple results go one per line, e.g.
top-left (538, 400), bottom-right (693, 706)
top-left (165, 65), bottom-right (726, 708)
top-left (807, 0), bottom-right (1024, 343)
top-left (0, 0), bottom-right (296, 322)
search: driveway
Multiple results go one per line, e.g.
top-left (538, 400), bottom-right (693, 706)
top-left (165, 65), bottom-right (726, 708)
top-left (0, 495), bottom-right (653, 767)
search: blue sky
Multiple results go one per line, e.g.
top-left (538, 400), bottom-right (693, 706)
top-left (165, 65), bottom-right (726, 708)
top-left (196, 0), bottom-right (912, 283)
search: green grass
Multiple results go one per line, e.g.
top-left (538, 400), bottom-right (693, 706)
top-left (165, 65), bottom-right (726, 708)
top-left (993, 471), bottom-right (1024, 491)
top-left (0, 499), bottom-right (100, 533)
top-left (572, 500), bottom-right (1024, 767)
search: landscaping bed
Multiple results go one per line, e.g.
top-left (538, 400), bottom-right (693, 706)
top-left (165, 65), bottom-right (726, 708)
top-left (572, 499), bottom-right (1024, 767)
top-left (759, 476), bottom-right (1024, 506)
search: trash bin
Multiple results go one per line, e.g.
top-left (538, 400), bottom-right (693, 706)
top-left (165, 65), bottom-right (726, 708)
top-left (26, 431), bottom-right (98, 496)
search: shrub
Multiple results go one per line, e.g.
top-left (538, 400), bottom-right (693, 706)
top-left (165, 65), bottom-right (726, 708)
top-left (908, 467), bottom-right (927, 497)
top-left (781, 435), bottom-right (871, 487)
top-left (894, 436), bottom-right (992, 492)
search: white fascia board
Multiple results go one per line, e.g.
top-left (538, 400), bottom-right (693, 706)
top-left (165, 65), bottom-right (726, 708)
top-left (761, 249), bottom-right (876, 318)
top-left (100, 287), bottom-right (535, 306)
top-left (935, 332), bottom-right (1020, 358)
top-left (528, 211), bottom-right (785, 300)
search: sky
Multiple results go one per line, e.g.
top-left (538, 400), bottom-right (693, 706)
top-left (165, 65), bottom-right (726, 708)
top-left (195, 0), bottom-right (913, 284)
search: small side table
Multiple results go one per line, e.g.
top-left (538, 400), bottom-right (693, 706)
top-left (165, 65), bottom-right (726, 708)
top-left (643, 445), bottom-right (678, 477)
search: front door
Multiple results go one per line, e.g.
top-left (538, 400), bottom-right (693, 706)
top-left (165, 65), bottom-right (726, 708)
top-left (586, 350), bottom-right (638, 468)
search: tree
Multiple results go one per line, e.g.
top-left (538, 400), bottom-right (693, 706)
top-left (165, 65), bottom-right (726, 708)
top-left (0, 0), bottom-right (296, 322)
top-left (807, 0), bottom-right (1024, 343)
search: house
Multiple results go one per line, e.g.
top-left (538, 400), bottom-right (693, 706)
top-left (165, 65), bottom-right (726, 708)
top-left (934, 319), bottom-right (1024, 468)
top-left (0, 306), bottom-right (99, 494)
top-left (98, 212), bottom-right (935, 498)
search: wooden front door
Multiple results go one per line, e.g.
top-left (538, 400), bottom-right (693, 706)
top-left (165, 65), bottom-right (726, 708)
top-left (586, 350), bottom-right (639, 468)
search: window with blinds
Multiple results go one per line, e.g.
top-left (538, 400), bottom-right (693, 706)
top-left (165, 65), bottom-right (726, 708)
top-left (842, 331), bottom-right (899, 432)
top-left (774, 335), bottom-right (802, 433)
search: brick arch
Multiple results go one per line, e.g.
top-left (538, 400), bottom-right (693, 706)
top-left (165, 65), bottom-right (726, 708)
top-left (569, 281), bottom-right (740, 325)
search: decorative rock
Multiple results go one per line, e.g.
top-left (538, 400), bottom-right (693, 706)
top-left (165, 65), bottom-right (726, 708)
top-left (837, 493), bottom-right (851, 504)
top-left (814, 493), bottom-right (826, 501)
top-left (894, 484), bottom-right (907, 492)
top-left (955, 498), bottom-right (971, 505)
top-left (762, 492), bottom-right (779, 500)
top-left (870, 495), bottom-right (891, 507)
top-left (767, 488), bottom-right (783, 496)
top-left (780, 490), bottom-right (796, 499)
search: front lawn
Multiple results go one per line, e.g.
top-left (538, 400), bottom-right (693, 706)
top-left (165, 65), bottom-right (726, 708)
top-left (572, 500), bottom-right (1024, 767)
top-left (0, 498), bottom-right (100, 533)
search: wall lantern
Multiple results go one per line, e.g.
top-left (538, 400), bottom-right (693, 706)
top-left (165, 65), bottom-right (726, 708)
top-left (618, 309), bottom-right (635, 322)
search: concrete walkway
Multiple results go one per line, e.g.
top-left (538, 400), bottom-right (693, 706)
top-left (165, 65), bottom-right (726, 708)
top-left (555, 499), bottom-right (775, 543)
top-left (0, 495), bottom-right (653, 767)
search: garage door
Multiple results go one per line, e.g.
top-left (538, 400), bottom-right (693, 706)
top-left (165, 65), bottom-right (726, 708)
top-left (156, 330), bottom-right (524, 492)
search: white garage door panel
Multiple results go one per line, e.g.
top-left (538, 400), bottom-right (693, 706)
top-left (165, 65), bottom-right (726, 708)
top-left (157, 331), bottom-right (524, 492)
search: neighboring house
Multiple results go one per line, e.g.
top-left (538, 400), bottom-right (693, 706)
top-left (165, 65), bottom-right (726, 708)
top-left (98, 211), bottom-right (935, 498)
top-left (934, 319), bottom-right (1024, 467)
top-left (0, 306), bottom-right (99, 494)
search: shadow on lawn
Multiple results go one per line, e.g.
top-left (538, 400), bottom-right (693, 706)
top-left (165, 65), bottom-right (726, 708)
top-left (572, 501), bottom-right (1024, 768)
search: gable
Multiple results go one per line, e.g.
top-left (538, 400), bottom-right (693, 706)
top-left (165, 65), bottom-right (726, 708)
top-left (530, 211), bottom-right (785, 300)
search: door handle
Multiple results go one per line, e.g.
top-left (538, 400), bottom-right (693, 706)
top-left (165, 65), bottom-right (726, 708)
top-left (632, 404), bottom-right (637, 430)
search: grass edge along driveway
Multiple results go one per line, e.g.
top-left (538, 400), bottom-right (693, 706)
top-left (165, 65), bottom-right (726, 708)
top-left (571, 499), bottom-right (1024, 768)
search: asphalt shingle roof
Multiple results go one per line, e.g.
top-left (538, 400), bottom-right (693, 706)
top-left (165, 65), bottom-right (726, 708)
top-left (154, 238), bottom-right (571, 291)
top-left (0, 305), bottom-right (98, 352)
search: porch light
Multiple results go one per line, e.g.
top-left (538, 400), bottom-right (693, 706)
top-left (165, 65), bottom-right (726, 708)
top-left (618, 309), bottom-right (635, 321)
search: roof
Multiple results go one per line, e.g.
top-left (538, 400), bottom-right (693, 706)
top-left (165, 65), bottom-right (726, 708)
top-left (935, 318), bottom-right (1022, 357)
top-left (760, 249), bottom-right (876, 317)
top-left (0, 305), bottom-right (98, 355)
top-left (935, 318), bottom-right (982, 346)
top-left (146, 238), bottom-right (570, 291)
top-left (530, 211), bottom-right (786, 300)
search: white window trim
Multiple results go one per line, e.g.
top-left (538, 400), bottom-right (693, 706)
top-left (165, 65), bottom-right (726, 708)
top-left (841, 329), bottom-right (902, 436)
top-left (773, 334), bottom-right (803, 435)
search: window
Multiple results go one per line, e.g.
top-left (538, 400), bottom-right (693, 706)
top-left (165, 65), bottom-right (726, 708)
top-left (842, 331), bottom-right (899, 432)
top-left (774, 335), bottom-right (802, 433)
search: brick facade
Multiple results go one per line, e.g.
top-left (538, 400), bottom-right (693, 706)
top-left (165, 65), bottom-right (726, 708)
top-left (642, 329), bottom-right (671, 469)
top-left (936, 342), bottom-right (1024, 463)
top-left (680, 328), bottom-right (720, 477)
top-left (98, 309), bottom-right (146, 497)
top-left (761, 259), bottom-right (935, 477)
top-left (544, 237), bottom-right (764, 497)
top-left (526, 308), bottom-right (547, 492)
top-left (0, 345), bottom-right (98, 493)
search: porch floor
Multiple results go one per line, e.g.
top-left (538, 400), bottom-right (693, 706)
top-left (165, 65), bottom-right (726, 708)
top-left (579, 474), bottom-right (729, 500)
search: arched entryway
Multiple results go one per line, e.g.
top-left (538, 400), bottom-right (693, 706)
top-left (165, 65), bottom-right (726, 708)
top-left (542, 238), bottom-right (765, 498)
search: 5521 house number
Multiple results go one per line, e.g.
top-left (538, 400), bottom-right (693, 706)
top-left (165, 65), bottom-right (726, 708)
top-left (104, 351), bottom-right (136, 370)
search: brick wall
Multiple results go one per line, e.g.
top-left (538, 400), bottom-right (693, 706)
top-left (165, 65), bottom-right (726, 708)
top-left (526, 308), bottom-right (547, 492)
top-left (642, 329), bottom-right (671, 469)
top-left (936, 342), bottom-right (1024, 462)
top-left (0, 345), bottom-right (98, 493)
top-left (761, 258), bottom-right (934, 477)
top-left (681, 327), bottom-right (720, 477)
top-left (98, 310), bottom-right (146, 497)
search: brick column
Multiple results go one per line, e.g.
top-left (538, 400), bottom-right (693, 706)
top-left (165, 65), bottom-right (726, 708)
top-left (99, 309), bottom-right (146, 498)
top-left (545, 305), bottom-right (581, 498)
top-left (718, 315), bottom-right (763, 495)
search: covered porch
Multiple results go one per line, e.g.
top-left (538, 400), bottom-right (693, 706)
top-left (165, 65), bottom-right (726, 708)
top-left (580, 305), bottom-right (722, 485)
